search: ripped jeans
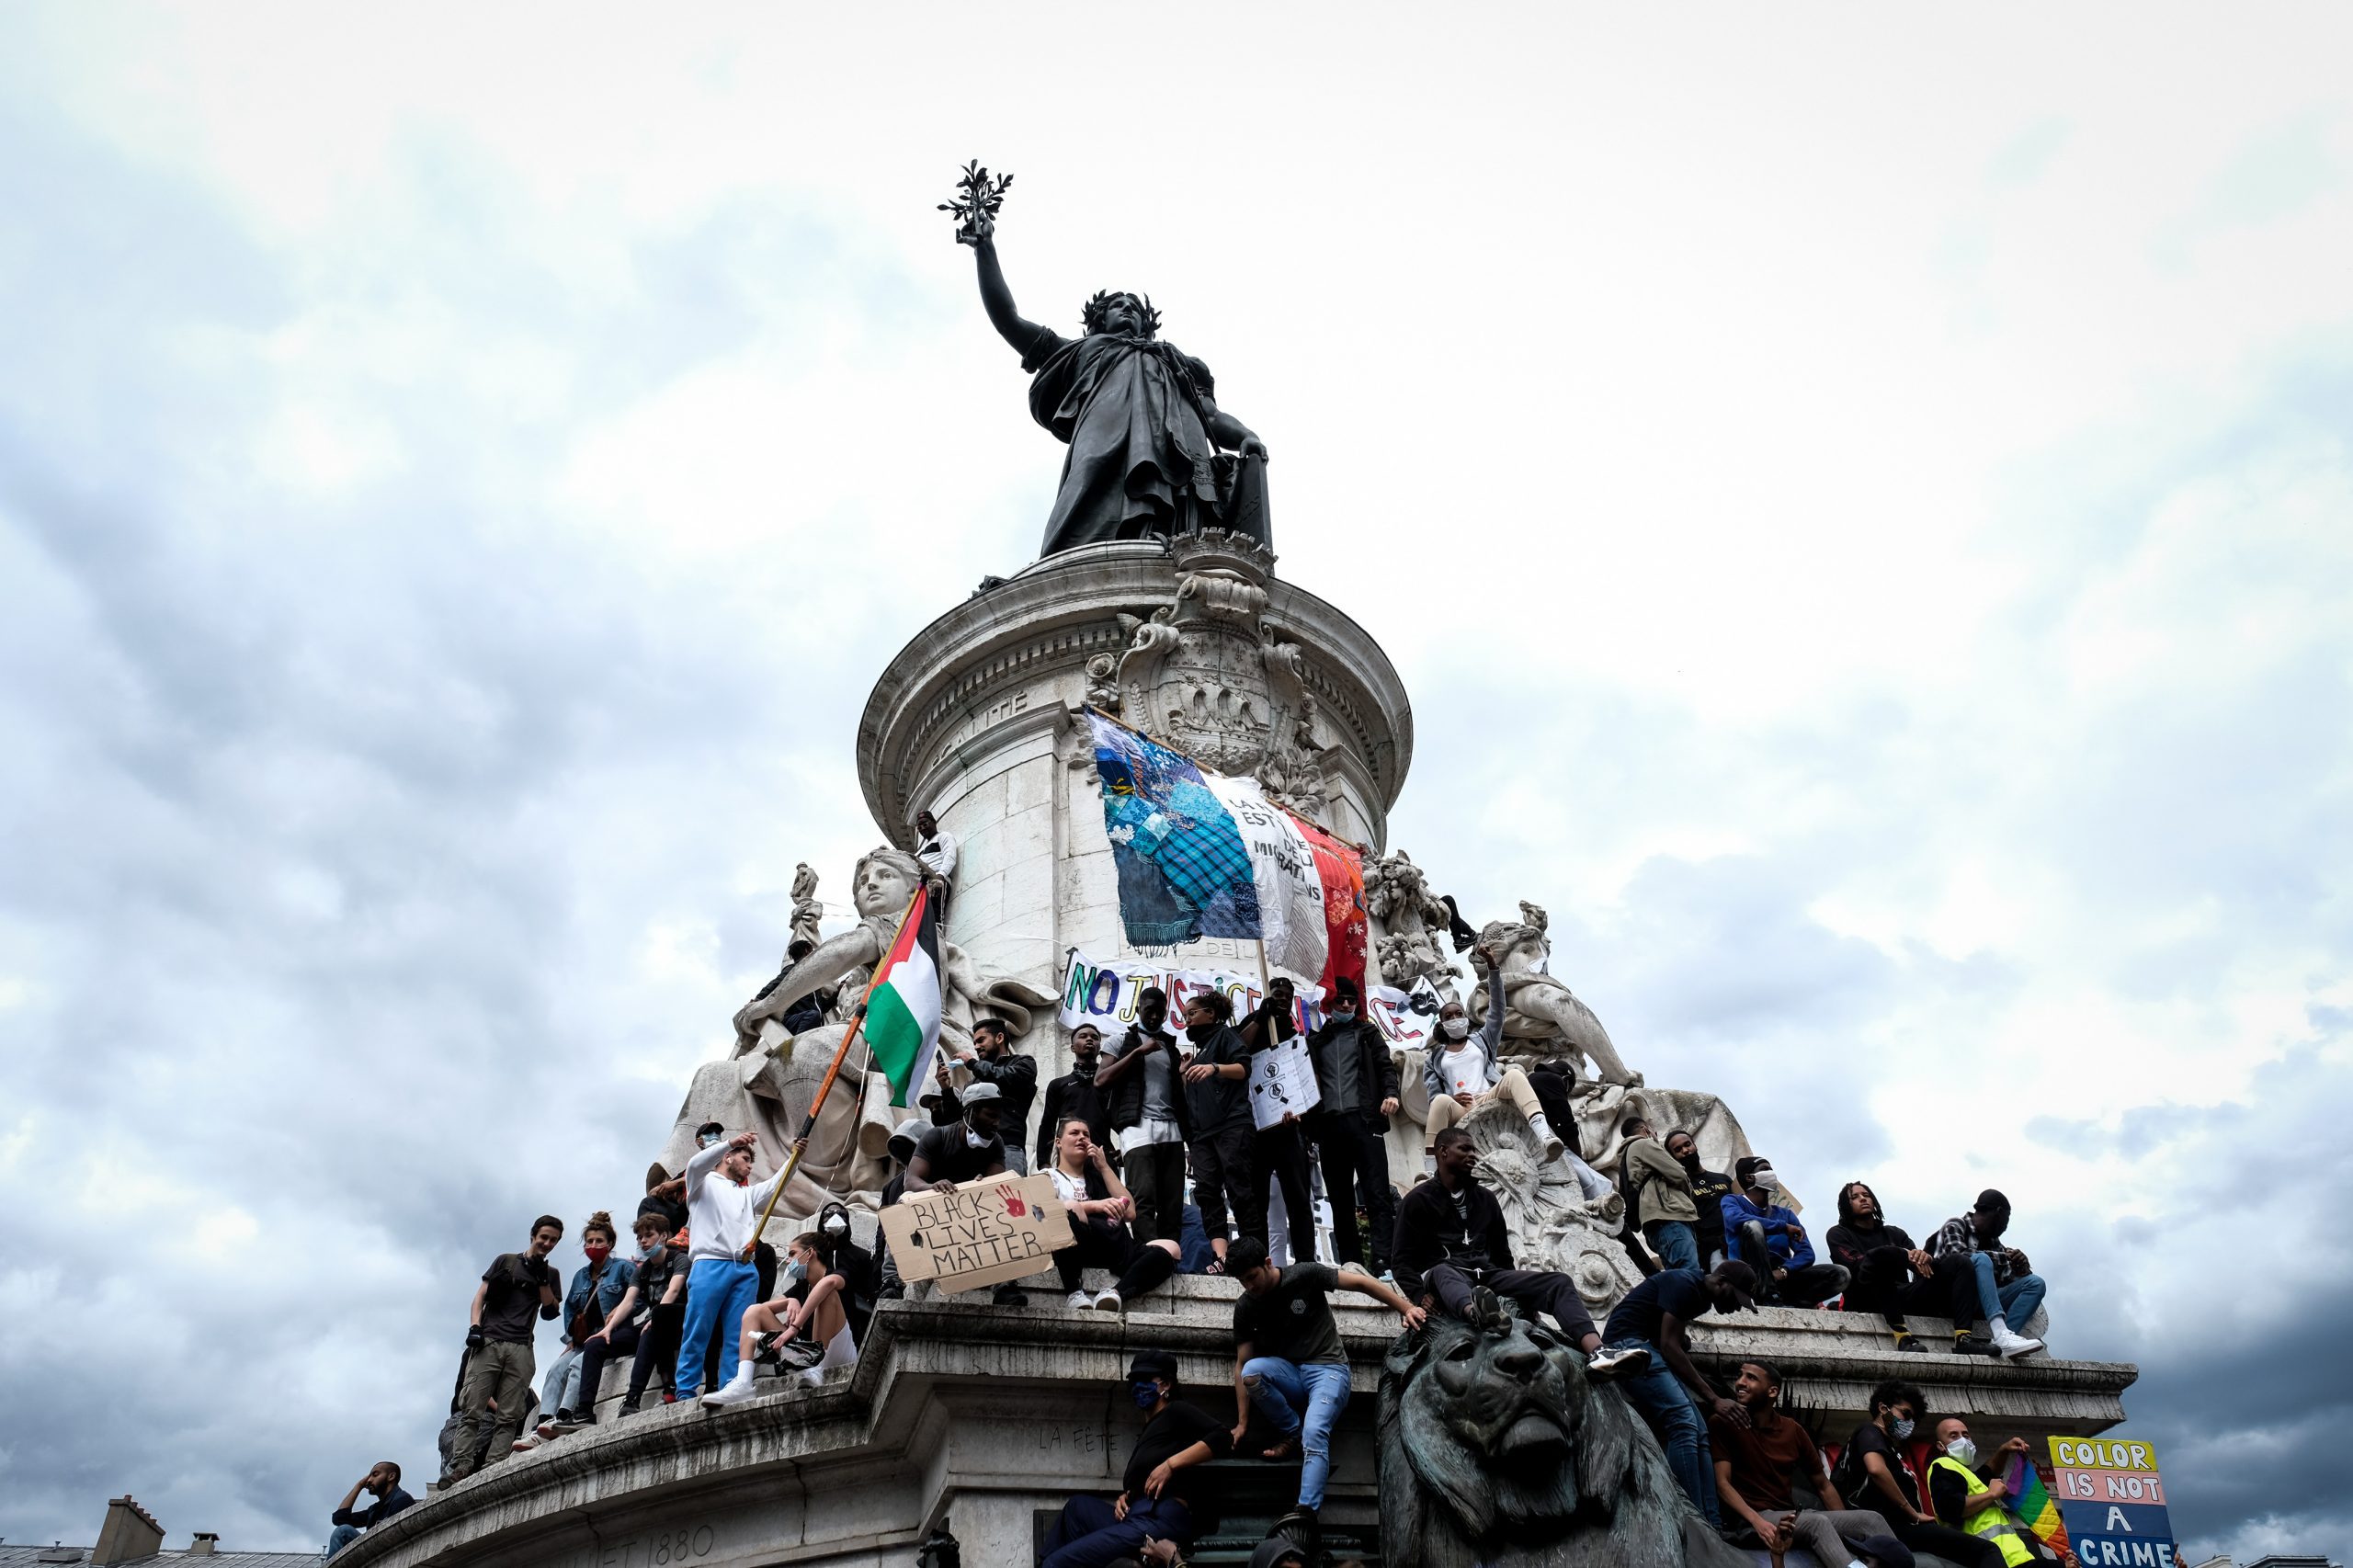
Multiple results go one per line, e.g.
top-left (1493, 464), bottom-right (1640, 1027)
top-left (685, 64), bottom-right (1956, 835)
top-left (1242, 1357), bottom-right (1352, 1510)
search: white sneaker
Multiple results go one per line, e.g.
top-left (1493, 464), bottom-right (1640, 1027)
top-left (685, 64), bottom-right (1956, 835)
top-left (1990, 1323), bottom-right (2044, 1358)
top-left (700, 1369), bottom-right (758, 1408)
top-left (1586, 1344), bottom-right (1651, 1379)
top-left (1528, 1113), bottom-right (1567, 1165)
top-left (1067, 1289), bottom-right (1094, 1309)
top-left (1092, 1289), bottom-right (1123, 1312)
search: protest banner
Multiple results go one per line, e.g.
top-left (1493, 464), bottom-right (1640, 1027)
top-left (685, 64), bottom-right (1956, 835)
top-left (878, 1172), bottom-right (1074, 1291)
top-left (1058, 949), bottom-right (1326, 1035)
top-left (2050, 1436), bottom-right (2177, 1568)
top-left (1369, 974), bottom-right (1448, 1052)
top-left (1247, 1037), bottom-right (1322, 1128)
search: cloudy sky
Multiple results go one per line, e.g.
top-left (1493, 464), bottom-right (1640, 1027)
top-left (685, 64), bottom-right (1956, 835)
top-left (4, 3), bottom-right (2348, 1557)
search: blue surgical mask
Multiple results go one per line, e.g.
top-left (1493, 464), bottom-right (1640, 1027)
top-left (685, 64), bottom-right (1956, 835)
top-left (786, 1261), bottom-right (808, 1284)
top-left (1131, 1381), bottom-right (1162, 1410)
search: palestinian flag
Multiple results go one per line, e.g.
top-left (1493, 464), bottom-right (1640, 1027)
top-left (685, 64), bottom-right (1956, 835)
top-left (865, 884), bottom-right (942, 1105)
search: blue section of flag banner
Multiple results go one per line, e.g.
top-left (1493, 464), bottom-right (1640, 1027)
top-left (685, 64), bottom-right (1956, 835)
top-left (1089, 712), bottom-right (1263, 948)
top-left (2065, 1533), bottom-right (2179, 1568)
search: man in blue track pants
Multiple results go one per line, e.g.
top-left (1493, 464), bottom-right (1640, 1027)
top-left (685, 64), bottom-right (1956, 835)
top-left (677, 1130), bottom-right (793, 1405)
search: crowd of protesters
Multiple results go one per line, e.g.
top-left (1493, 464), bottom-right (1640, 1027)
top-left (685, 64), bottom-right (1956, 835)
top-left (390, 863), bottom-right (2058, 1568)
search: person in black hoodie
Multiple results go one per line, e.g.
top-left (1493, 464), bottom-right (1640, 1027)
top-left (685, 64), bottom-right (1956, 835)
top-left (1392, 1126), bottom-right (1648, 1377)
top-left (1240, 977), bottom-right (1320, 1263)
top-left (1303, 976), bottom-right (1401, 1276)
top-left (1176, 989), bottom-right (1262, 1265)
top-left (1827, 1181), bottom-right (1974, 1355)
top-left (1036, 1022), bottom-right (1114, 1170)
top-left (1096, 987), bottom-right (1191, 1247)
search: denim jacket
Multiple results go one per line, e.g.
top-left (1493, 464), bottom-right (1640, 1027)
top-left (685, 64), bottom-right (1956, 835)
top-left (562, 1256), bottom-right (636, 1342)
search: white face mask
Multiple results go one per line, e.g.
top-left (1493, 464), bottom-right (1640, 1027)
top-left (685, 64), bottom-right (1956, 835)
top-left (1945, 1437), bottom-right (1978, 1468)
top-left (964, 1127), bottom-right (992, 1149)
top-left (1750, 1169), bottom-right (1779, 1194)
top-left (1440, 1017), bottom-right (1470, 1040)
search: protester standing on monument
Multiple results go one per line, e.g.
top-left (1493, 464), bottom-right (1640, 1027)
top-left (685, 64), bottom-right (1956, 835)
top-left (1708, 1360), bottom-right (1912, 1568)
top-left (1594, 1259), bottom-right (1764, 1529)
top-left (1037, 1021), bottom-right (1114, 1169)
top-left (1240, 977), bottom-right (1320, 1264)
top-left (442, 1215), bottom-right (562, 1482)
top-left (1927, 1419), bottom-right (2052, 1565)
top-left (902, 1079), bottom-right (1032, 1305)
top-left (1392, 1127), bottom-right (1649, 1375)
top-left (673, 1131), bottom-right (796, 1401)
top-left (1930, 1190), bottom-right (2048, 1359)
top-left (1669, 1131), bottom-right (1735, 1268)
top-left (1046, 1117), bottom-right (1183, 1310)
top-left (914, 809), bottom-right (958, 915)
top-left (935, 1016), bottom-right (1039, 1173)
top-left (1176, 989), bottom-right (1262, 1265)
top-left (1039, 1349), bottom-right (1234, 1568)
top-left (1828, 1182), bottom-right (1970, 1354)
top-left (1621, 1115), bottom-right (1702, 1271)
top-left (1721, 1158), bottom-right (1848, 1309)
top-left (1832, 1381), bottom-right (2009, 1568)
top-left (539, 1211), bottom-right (633, 1433)
top-left (1224, 1236), bottom-right (1422, 1540)
top-left (703, 1229), bottom-right (859, 1405)
top-left (1097, 986), bottom-right (1191, 1246)
top-left (1303, 976), bottom-right (1400, 1278)
top-left (1422, 947), bottom-right (1568, 1163)
top-left (325, 1462), bottom-right (412, 1557)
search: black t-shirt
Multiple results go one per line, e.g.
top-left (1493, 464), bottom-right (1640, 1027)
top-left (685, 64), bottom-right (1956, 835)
top-left (913, 1120), bottom-right (1008, 1185)
top-left (1234, 1262), bottom-right (1347, 1365)
top-left (479, 1252), bottom-right (557, 1344)
top-left (1601, 1266), bottom-right (1711, 1345)
top-left (1927, 1460), bottom-right (1979, 1526)
top-left (631, 1244), bottom-right (683, 1318)
top-left (1688, 1167), bottom-right (1735, 1252)
top-left (636, 1191), bottom-right (688, 1236)
top-left (1837, 1422), bottom-right (1921, 1512)
top-left (1122, 1399), bottom-right (1234, 1510)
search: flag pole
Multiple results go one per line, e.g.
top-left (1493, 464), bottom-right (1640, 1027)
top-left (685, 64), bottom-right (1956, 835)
top-left (741, 885), bottom-right (926, 1260)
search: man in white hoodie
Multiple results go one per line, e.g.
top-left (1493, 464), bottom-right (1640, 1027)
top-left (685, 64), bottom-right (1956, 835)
top-left (674, 1131), bottom-right (794, 1403)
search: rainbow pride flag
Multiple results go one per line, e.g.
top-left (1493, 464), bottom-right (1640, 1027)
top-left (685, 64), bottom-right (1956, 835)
top-left (2005, 1453), bottom-right (2073, 1560)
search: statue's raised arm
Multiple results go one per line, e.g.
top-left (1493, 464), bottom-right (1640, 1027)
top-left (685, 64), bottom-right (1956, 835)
top-left (941, 161), bottom-right (1271, 558)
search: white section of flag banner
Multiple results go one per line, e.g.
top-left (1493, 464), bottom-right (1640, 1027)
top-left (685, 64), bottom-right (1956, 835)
top-left (1201, 771), bottom-right (1328, 982)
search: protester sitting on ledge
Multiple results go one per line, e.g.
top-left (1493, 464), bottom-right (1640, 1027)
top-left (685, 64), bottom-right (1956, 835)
top-left (1927, 1417), bottom-right (2061, 1564)
top-left (1047, 1117), bottom-right (1182, 1311)
top-left (583, 1210), bottom-right (685, 1419)
top-left (540, 1210), bottom-right (634, 1434)
top-left (1929, 1189), bottom-right (2047, 1360)
top-left (1393, 1127), bottom-right (1649, 1377)
top-left (1621, 1115), bottom-right (1701, 1271)
top-left (443, 1214), bottom-right (562, 1482)
top-left (1424, 945), bottom-right (1568, 1164)
top-left (815, 1201), bottom-right (877, 1341)
top-left (704, 1229), bottom-right (858, 1405)
top-left (1722, 1157), bottom-right (1849, 1308)
top-left (1708, 1360), bottom-right (1911, 1568)
top-left (326, 1461), bottom-right (412, 1557)
top-left (1669, 1130), bottom-right (1734, 1268)
top-left (1225, 1235), bottom-right (1423, 1544)
top-left (1831, 1380), bottom-right (2007, 1568)
top-left (903, 1078), bottom-right (1031, 1305)
top-left (1828, 1181), bottom-right (1971, 1354)
top-left (1040, 1349), bottom-right (1233, 1568)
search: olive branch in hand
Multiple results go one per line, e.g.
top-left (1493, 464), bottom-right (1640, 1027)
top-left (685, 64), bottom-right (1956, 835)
top-left (939, 159), bottom-right (1013, 244)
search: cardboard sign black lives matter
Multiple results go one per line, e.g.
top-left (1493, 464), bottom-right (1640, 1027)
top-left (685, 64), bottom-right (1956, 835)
top-left (880, 1172), bottom-right (1074, 1291)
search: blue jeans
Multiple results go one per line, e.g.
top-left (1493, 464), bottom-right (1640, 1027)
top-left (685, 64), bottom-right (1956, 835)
top-left (1608, 1338), bottom-right (1721, 1528)
top-left (1644, 1219), bottom-right (1700, 1272)
top-left (1243, 1357), bottom-right (1353, 1508)
top-left (1041, 1494), bottom-right (1193, 1568)
top-left (674, 1257), bottom-right (758, 1394)
top-left (1964, 1254), bottom-right (2046, 1333)
top-left (325, 1525), bottom-right (362, 1557)
top-left (540, 1345), bottom-right (585, 1417)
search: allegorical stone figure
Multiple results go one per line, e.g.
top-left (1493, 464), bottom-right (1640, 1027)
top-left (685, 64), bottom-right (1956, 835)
top-left (961, 204), bottom-right (1271, 558)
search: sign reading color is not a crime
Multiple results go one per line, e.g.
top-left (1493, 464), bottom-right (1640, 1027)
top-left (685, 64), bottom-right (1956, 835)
top-left (2049, 1436), bottom-right (2178, 1568)
top-left (879, 1172), bottom-right (1074, 1291)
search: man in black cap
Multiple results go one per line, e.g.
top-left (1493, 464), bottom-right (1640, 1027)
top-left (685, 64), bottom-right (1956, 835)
top-left (1303, 975), bottom-right (1401, 1276)
top-left (1597, 1257), bottom-right (1764, 1530)
top-left (1929, 1189), bottom-right (2045, 1359)
top-left (1040, 1348), bottom-right (1233, 1568)
top-left (901, 1081), bottom-right (1031, 1306)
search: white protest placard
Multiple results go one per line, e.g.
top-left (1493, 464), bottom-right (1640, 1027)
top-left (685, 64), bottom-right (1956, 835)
top-left (1059, 949), bottom-right (1326, 1036)
top-left (1369, 974), bottom-right (1449, 1051)
top-left (1247, 1036), bottom-right (1323, 1129)
top-left (877, 1172), bottom-right (1074, 1291)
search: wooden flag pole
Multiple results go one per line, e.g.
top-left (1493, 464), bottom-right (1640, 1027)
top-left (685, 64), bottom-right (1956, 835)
top-left (741, 886), bottom-right (926, 1260)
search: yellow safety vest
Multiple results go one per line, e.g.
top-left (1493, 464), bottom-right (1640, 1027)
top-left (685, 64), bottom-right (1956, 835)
top-left (1927, 1456), bottom-right (2035, 1567)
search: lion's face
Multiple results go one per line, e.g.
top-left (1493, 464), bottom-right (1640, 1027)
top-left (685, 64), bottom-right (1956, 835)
top-left (1389, 1308), bottom-right (1588, 1543)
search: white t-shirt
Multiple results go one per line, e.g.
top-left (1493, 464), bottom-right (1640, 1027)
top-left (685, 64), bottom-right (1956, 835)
top-left (1048, 1166), bottom-right (1088, 1206)
top-left (1437, 1041), bottom-right (1500, 1097)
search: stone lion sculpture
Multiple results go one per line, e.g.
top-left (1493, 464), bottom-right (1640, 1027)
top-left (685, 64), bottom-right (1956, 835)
top-left (1378, 1293), bottom-right (1749, 1568)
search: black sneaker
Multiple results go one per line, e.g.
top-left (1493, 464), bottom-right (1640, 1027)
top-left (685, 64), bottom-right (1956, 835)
top-left (993, 1283), bottom-right (1029, 1307)
top-left (617, 1398), bottom-right (642, 1419)
top-left (573, 1405), bottom-right (597, 1426)
top-left (1953, 1332), bottom-right (1999, 1358)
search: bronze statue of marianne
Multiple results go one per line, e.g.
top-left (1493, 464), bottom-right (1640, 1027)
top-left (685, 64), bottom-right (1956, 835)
top-left (948, 164), bottom-right (1270, 559)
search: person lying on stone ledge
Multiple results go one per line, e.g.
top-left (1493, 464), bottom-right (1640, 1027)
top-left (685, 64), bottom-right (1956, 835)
top-left (1046, 1117), bottom-right (1183, 1311)
top-left (1709, 1358), bottom-right (1913, 1568)
top-left (1040, 1349), bottom-right (1232, 1568)
top-left (901, 1079), bottom-right (1030, 1305)
top-left (1722, 1156), bottom-right (1849, 1308)
top-left (702, 1229), bottom-right (858, 1406)
top-left (1392, 1126), bottom-right (1650, 1379)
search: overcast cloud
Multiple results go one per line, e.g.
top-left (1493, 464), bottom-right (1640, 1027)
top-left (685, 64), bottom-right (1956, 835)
top-left (3, 5), bottom-right (2349, 1558)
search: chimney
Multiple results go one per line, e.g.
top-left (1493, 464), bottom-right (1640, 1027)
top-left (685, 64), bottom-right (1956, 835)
top-left (189, 1532), bottom-right (222, 1555)
top-left (92, 1494), bottom-right (165, 1563)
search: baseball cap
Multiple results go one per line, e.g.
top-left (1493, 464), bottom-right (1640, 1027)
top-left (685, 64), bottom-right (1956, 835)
top-left (1128, 1349), bottom-right (1179, 1385)
top-left (959, 1081), bottom-right (1003, 1105)
top-left (887, 1118), bottom-right (928, 1165)
top-left (1713, 1259), bottom-right (1763, 1312)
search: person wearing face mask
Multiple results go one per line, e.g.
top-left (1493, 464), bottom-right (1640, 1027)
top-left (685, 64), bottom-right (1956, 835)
top-left (1175, 989), bottom-right (1263, 1267)
top-left (1833, 1382), bottom-right (2008, 1568)
top-left (1096, 987), bottom-right (1192, 1247)
top-left (540, 1212), bottom-right (635, 1435)
top-left (1036, 1022), bottom-right (1115, 1171)
top-left (1927, 1419), bottom-right (2047, 1565)
top-left (813, 1201), bottom-right (876, 1340)
top-left (1721, 1157), bottom-right (1847, 1308)
top-left (1422, 945), bottom-right (1569, 1164)
top-left (704, 1230), bottom-right (859, 1405)
top-left (932, 1017), bottom-right (1040, 1172)
top-left (1303, 975), bottom-right (1401, 1278)
top-left (1040, 1349), bottom-right (1233, 1568)
top-left (1240, 977), bottom-right (1320, 1265)
top-left (903, 1079), bottom-right (1033, 1305)
top-left (1929, 1189), bottom-right (2048, 1360)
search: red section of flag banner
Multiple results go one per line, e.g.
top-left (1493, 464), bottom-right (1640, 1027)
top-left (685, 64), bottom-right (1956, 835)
top-left (1290, 814), bottom-right (1368, 999)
